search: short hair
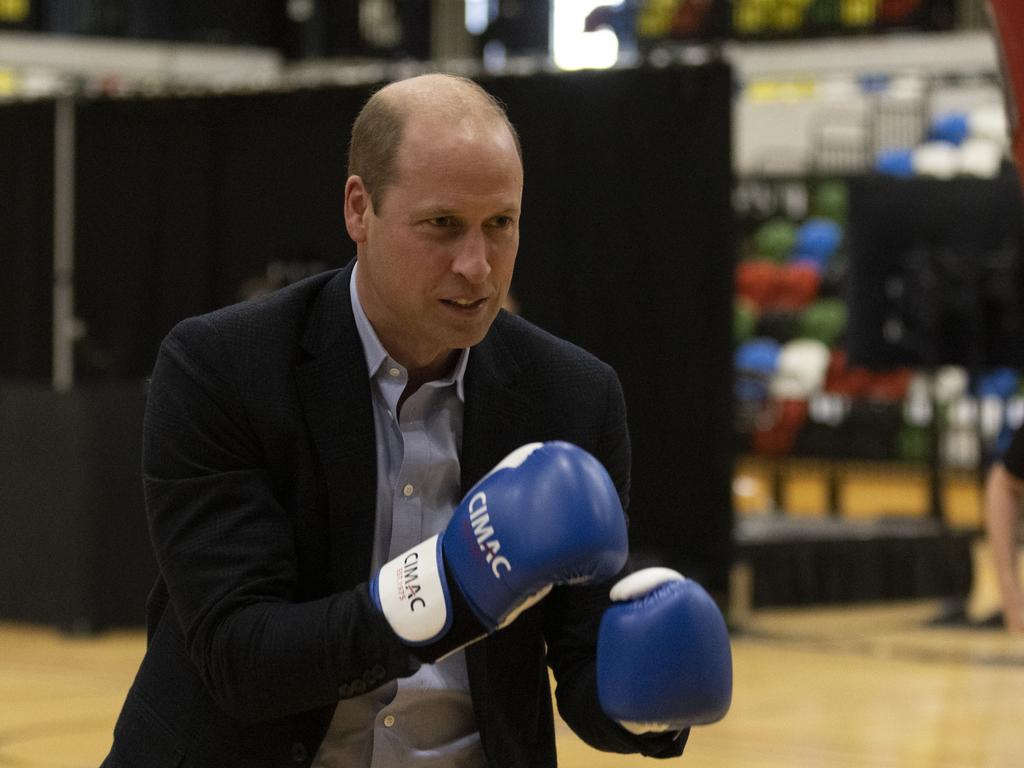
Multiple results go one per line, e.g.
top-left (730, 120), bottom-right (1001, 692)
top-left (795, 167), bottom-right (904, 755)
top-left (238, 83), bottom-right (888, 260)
top-left (347, 75), bottom-right (522, 211)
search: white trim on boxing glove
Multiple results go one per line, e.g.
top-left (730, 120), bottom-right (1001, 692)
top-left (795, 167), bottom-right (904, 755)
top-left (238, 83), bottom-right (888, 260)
top-left (373, 534), bottom-right (452, 645)
top-left (478, 441), bottom-right (544, 483)
top-left (609, 567), bottom-right (685, 602)
top-left (496, 583), bottom-right (553, 630)
top-left (619, 720), bottom-right (679, 736)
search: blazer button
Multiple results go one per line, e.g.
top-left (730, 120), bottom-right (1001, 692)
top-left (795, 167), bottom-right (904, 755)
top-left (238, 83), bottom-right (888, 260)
top-left (338, 683), bottom-right (351, 698)
top-left (351, 679), bottom-right (367, 694)
top-left (290, 742), bottom-right (308, 763)
top-left (372, 664), bottom-right (386, 680)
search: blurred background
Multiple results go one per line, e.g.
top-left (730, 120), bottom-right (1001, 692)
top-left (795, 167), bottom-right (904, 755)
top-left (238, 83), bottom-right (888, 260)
top-left (1, 1), bottom-right (1023, 765)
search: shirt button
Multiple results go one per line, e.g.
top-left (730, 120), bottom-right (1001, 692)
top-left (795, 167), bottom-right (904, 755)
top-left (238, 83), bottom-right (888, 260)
top-left (403, 484), bottom-right (414, 497)
top-left (388, 367), bottom-right (401, 377)
top-left (290, 742), bottom-right (308, 762)
top-left (383, 714), bottom-right (396, 728)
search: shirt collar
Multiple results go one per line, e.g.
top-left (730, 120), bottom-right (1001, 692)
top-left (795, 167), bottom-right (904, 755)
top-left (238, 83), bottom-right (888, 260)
top-left (349, 261), bottom-right (468, 402)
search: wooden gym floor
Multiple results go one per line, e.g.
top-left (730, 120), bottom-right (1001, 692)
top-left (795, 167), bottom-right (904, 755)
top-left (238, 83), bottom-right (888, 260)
top-left (2, 592), bottom-right (1022, 768)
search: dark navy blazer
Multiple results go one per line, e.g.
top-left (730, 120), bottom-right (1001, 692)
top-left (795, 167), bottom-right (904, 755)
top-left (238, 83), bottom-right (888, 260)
top-left (102, 262), bottom-right (686, 767)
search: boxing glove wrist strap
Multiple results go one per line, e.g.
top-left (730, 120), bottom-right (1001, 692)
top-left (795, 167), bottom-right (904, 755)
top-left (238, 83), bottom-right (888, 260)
top-left (375, 535), bottom-right (450, 645)
top-left (373, 535), bottom-right (489, 663)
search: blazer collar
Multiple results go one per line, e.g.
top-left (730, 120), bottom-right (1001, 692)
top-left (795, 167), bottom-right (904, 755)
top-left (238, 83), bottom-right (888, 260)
top-left (460, 313), bottom-right (533, 716)
top-left (460, 313), bottom-right (532, 495)
top-left (294, 261), bottom-right (377, 590)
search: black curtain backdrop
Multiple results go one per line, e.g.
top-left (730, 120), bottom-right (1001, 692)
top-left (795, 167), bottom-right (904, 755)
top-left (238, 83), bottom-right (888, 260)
top-left (0, 382), bottom-right (150, 630)
top-left (1, 63), bottom-right (735, 627)
top-left (72, 86), bottom-right (371, 378)
top-left (0, 100), bottom-right (54, 379)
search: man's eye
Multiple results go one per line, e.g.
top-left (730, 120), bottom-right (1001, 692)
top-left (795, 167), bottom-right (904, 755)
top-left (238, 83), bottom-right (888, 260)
top-left (491, 216), bottom-right (514, 229)
top-left (430, 216), bottom-right (457, 228)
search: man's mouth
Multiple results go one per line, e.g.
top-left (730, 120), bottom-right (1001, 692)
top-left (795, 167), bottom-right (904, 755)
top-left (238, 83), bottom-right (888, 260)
top-left (442, 298), bottom-right (488, 310)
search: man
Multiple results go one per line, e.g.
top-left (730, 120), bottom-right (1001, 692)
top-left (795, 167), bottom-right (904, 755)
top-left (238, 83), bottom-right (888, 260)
top-left (983, 1), bottom-right (1024, 635)
top-left (102, 75), bottom-right (723, 767)
top-left (984, 454), bottom-right (1024, 633)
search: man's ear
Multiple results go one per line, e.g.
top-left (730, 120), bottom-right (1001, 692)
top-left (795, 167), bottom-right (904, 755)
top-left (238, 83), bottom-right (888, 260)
top-left (344, 175), bottom-right (372, 243)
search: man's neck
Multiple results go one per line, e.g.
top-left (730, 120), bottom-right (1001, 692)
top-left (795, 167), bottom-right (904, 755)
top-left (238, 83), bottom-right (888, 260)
top-left (398, 348), bottom-right (461, 413)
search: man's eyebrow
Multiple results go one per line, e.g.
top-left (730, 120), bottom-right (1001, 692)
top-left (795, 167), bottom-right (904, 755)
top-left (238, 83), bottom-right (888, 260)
top-left (487, 204), bottom-right (522, 217)
top-left (414, 204), bottom-right (520, 218)
top-left (404, 205), bottom-right (451, 220)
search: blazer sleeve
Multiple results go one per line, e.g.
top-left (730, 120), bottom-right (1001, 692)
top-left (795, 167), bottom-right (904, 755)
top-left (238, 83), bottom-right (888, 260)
top-left (143, 316), bottom-right (417, 725)
top-left (542, 366), bottom-right (688, 758)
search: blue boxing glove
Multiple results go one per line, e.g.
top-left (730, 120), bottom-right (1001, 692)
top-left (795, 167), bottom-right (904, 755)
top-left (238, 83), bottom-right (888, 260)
top-left (597, 568), bottom-right (732, 734)
top-left (371, 441), bottom-right (628, 661)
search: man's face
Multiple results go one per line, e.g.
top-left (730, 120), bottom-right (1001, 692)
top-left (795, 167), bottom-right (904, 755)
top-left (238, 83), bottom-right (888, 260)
top-left (347, 113), bottom-right (523, 373)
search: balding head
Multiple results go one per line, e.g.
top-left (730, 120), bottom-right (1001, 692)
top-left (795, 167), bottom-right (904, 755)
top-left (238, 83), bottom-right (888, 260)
top-left (347, 74), bottom-right (521, 211)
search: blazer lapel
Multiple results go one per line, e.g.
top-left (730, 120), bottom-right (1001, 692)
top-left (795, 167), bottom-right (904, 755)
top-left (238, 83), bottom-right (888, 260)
top-left (460, 316), bottom-right (532, 496)
top-left (294, 264), bottom-right (377, 590)
top-left (462, 315), bottom-right (533, 735)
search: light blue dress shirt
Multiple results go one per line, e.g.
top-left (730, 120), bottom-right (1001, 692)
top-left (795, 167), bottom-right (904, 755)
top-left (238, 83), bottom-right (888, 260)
top-left (312, 263), bottom-right (484, 768)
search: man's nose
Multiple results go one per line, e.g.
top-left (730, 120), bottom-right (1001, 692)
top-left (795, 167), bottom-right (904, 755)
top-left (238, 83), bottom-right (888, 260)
top-left (451, 231), bottom-right (491, 284)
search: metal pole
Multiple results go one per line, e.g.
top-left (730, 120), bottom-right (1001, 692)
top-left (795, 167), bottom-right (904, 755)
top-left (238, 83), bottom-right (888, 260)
top-left (52, 94), bottom-right (76, 393)
top-left (431, 0), bottom-right (475, 62)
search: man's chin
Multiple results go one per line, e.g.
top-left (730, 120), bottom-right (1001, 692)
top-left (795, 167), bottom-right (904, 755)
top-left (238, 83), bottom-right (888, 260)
top-left (444, 309), bottom-right (499, 347)
top-left (452, 327), bottom-right (491, 350)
